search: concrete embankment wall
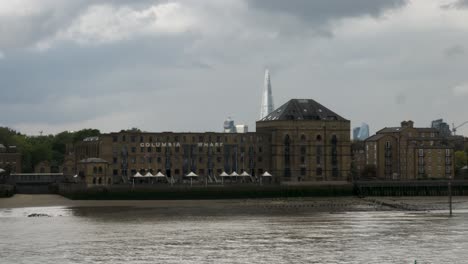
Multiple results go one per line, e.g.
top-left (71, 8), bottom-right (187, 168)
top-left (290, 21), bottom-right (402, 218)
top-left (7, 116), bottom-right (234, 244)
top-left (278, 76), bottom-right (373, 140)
top-left (355, 181), bottom-right (468, 196)
top-left (58, 183), bottom-right (354, 200)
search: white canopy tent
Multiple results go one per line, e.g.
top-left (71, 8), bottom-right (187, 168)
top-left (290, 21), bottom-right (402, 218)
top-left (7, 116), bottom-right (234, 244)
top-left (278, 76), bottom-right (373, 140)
top-left (144, 172), bottom-right (154, 177)
top-left (155, 171), bottom-right (166, 177)
top-left (240, 171), bottom-right (250, 177)
top-left (186, 171), bottom-right (198, 186)
top-left (229, 172), bottom-right (239, 177)
top-left (261, 171), bottom-right (272, 185)
top-left (219, 171), bottom-right (229, 177)
top-left (186, 171), bottom-right (198, 177)
top-left (133, 172), bottom-right (143, 178)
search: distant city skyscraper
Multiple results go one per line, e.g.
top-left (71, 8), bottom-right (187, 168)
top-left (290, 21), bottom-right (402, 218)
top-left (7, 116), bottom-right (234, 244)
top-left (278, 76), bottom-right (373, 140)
top-left (223, 117), bottom-right (236, 133)
top-left (260, 69), bottom-right (274, 120)
top-left (357, 123), bottom-right (370, 140)
top-left (431, 119), bottom-right (451, 137)
top-left (354, 123), bottom-right (369, 140)
top-left (353, 127), bottom-right (361, 141)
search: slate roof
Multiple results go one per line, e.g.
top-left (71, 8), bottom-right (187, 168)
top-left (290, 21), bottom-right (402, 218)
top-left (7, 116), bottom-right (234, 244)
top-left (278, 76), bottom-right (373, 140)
top-left (79, 158), bottom-right (108, 164)
top-left (365, 134), bottom-right (387, 142)
top-left (259, 99), bottom-right (347, 122)
top-left (377, 127), bottom-right (404, 133)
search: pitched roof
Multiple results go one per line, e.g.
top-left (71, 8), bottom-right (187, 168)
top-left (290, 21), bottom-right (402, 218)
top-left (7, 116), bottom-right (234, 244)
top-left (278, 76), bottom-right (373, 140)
top-left (377, 127), bottom-right (405, 134)
top-left (365, 134), bottom-right (387, 142)
top-left (79, 157), bottom-right (108, 164)
top-left (259, 99), bottom-right (347, 122)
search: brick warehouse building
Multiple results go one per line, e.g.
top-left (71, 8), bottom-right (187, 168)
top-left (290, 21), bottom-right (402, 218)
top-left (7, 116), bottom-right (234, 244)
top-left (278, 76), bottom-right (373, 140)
top-left (365, 120), bottom-right (455, 180)
top-left (71, 99), bottom-right (352, 185)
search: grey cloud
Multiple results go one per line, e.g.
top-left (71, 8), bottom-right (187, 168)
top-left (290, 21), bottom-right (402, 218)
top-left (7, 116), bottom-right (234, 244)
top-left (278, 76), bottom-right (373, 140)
top-left (445, 45), bottom-right (465, 58)
top-left (0, 0), bottom-right (167, 50)
top-left (0, 34), bottom-right (198, 105)
top-left (441, 0), bottom-right (468, 9)
top-left (247, 0), bottom-right (408, 24)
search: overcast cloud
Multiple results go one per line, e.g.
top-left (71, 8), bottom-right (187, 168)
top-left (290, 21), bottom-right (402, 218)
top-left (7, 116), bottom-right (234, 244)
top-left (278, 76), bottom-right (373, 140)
top-left (1, 0), bottom-right (468, 136)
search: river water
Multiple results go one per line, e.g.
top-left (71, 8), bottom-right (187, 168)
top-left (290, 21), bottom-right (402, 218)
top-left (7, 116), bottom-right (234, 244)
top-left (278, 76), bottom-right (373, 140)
top-left (1, 201), bottom-right (468, 263)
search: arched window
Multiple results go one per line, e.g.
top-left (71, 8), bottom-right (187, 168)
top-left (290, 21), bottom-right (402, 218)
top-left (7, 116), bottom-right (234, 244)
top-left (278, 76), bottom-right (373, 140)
top-left (98, 177), bottom-right (102, 184)
top-left (108, 178), bottom-right (112, 184)
top-left (93, 166), bottom-right (97, 173)
top-left (98, 167), bottom-right (103, 173)
top-left (300, 134), bottom-right (306, 142)
top-left (316, 135), bottom-right (322, 141)
top-left (93, 177), bottom-right (96, 184)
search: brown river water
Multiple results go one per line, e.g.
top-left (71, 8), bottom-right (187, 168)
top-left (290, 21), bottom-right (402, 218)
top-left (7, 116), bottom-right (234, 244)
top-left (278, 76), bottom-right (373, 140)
top-left (1, 195), bottom-right (468, 263)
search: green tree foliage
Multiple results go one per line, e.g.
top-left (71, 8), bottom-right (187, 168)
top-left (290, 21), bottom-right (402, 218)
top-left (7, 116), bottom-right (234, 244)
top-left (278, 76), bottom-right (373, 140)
top-left (72, 129), bottom-right (100, 143)
top-left (454, 150), bottom-right (468, 177)
top-left (0, 127), bottom-right (100, 173)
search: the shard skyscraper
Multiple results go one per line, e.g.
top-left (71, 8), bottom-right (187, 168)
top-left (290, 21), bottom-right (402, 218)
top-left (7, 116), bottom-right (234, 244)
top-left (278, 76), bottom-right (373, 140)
top-left (260, 69), bottom-right (274, 119)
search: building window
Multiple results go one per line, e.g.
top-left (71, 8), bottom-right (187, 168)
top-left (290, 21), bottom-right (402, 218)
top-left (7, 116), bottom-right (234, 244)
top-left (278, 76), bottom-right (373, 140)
top-left (113, 169), bottom-right (118, 176)
top-left (140, 136), bottom-right (144, 143)
top-left (147, 147), bottom-right (152, 152)
top-left (131, 147), bottom-right (136, 153)
top-left (156, 147), bottom-right (161, 153)
top-left (258, 156), bottom-right (263, 162)
top-left (113, 157), bottom-right (118, 164)
top-left (131, 136), bottom-right (136, 143)
top-left (131, 158), bottom-right (136, 164)
top-left (300, 168), bottom-right (306, 176)
top-left (284, 134), bottom-right (291, 177)
top-left (300, 146), bottom-right (306, 155)
top-left (258, 147), bottom-right (263, 153)
top-left (149, 136), bottom-right (153, 143)
top-left (140, 147), bottom-right (145, 153)
top-left (148, 157), bottom-right (152, 163)
top-left (316, 135), bottom-right (322, 141)
top-left (122, 135), bottom-right (126, 142)
top-left (113, 136), bottom-right (118, 142)
top-left (300, 156), bottom-right (305, 164)
top-left (175, 147), bottom-right (180, 153)
top-left (157, 157), bottom-right (161, 163)
top-left (332, 168), bottom-right (339, 177)
top-left (316, 168), bottom-right (322, 176)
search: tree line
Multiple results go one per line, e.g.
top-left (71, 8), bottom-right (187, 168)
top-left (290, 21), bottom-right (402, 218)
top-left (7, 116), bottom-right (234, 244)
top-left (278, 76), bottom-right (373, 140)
top-left (0, 127), bottom-right (100, 173)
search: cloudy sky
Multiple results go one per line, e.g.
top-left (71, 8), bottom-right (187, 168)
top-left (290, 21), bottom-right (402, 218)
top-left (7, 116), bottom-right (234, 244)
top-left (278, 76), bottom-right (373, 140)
top-left (1, 0), bottom-right (468, 136)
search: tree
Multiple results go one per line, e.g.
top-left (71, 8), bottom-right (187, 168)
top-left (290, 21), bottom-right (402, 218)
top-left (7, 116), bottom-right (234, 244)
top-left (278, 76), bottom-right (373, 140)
top-left (72, 129), bottom-right (100, 143)
top-left (454, 151), bottom-right (468, 177)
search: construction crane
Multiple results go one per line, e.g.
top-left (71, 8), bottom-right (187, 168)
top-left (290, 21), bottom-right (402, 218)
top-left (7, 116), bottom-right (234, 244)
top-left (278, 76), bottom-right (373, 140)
top-left (452, 121), bottom-right (468, 135)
